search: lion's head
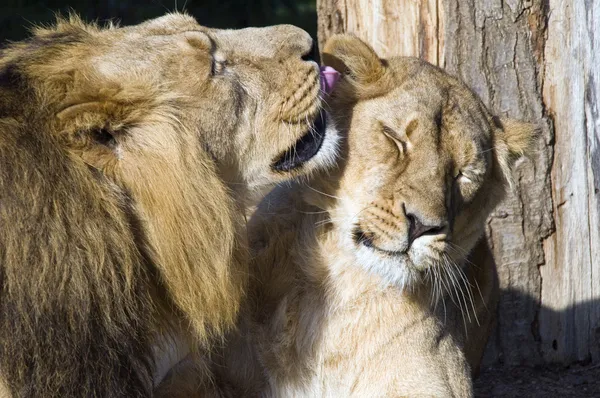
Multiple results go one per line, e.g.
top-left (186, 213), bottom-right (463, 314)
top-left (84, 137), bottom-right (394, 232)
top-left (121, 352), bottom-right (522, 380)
top-left (2, 13), bottom-right (337, 189)
top-left (0, 14), bottom-right (338, 397)
top-left (305, 34), bottom-right (538, 290)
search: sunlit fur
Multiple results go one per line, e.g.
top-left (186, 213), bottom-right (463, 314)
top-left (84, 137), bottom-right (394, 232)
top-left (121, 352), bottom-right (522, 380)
top-left (0, 13), bottom-right (338, 398)
top-left (171, 34), bottom-right (540, 397)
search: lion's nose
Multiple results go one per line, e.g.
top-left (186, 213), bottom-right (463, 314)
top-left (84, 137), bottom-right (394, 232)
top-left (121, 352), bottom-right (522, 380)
top-left (301, 40), bottom-right (317, 62)
top-left (406, 213), bottom-right (446, 245)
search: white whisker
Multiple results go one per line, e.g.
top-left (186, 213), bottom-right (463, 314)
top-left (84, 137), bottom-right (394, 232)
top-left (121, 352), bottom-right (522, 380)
top-left (445, 244), bottom-right (487, 310)
top-left (444, 256), bottom-right (471, 324)
top-left (446, 254), bottom-right (482, 326)
top-left (305, 185), bottom-right (341, 200)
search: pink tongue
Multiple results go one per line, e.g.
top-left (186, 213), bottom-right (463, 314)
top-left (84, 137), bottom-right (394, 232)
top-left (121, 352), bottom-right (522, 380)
top-left (320, 66), bottom-right (340, 95)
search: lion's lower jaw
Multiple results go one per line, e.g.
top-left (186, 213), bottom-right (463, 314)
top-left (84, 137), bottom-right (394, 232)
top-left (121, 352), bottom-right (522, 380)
top-left (279, 112), bottom-right (341, 184)
top-left (308, 114), bottom-right (341, 172)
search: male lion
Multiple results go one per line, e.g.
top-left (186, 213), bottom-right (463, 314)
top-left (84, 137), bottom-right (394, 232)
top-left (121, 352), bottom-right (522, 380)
top-left (194, 34), bottom-right (539, 397)
top-left (0, 13), bottom-right (338, 397)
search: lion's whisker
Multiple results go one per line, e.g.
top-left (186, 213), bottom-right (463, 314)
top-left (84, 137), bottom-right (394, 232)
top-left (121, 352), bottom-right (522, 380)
top-left (305, 185), bottom-right (341, 200)
top-left (300, 209), bottom-right (330, 215)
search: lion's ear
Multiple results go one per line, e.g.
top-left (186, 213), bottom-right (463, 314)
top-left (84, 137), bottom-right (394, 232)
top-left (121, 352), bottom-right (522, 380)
top-left (493, 117), bottom-right (541, 181)
top-left (57, 101), bottom-right (125, 166)
top-left (322, 34), bottom-right (393, 99)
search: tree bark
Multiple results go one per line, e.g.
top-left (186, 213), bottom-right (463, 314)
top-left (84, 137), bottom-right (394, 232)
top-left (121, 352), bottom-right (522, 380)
top-left (539, 0), bottom-right (600, 365)
top-left (318, 0), bottom-right (599, 367)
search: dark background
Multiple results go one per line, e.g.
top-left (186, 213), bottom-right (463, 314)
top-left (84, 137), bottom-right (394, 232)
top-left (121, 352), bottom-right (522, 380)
top-left (0, 0), bottom-right (317, 42)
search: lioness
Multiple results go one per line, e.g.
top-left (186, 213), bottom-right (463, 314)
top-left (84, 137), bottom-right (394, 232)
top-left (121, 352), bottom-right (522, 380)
top-left (0, 13), bottom-right (338, 397)
top-left (192, 34), bottom-right (538, 397)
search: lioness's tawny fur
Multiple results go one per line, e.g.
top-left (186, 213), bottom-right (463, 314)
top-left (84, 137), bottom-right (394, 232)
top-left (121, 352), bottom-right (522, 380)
top-left (178, 34), bottom-right (538, 397)
top-left (0, 13), bottom-right (338, 397)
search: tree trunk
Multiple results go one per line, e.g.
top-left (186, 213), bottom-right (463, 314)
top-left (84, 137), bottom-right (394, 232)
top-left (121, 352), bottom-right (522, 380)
top-left (317, 0), bottom-right (599, 367)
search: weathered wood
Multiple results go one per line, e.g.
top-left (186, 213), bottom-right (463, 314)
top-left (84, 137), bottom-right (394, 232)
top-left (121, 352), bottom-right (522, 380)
top-left (540, 0), bottom-right (600, 364)
top-left (317, 0), bottom-right (600, 367)
top-left (317, 0), bottom-right (443, 65)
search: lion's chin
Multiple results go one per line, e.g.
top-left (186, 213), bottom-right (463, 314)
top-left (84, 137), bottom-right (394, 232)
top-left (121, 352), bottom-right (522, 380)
top-left (271, 110), bottom-right (327, 172)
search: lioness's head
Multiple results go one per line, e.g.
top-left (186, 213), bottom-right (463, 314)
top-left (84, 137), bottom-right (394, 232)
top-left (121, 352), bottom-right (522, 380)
top-left (0, 13), bottom-right (338, 191)
top-left (309, 35), bottom-right (538, 289)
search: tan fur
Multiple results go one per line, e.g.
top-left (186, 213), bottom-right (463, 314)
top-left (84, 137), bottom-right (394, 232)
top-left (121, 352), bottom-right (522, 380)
top-left (0, 13), bottom-right (338, 397)
top-left (158, 34), bottom-right (540, 398)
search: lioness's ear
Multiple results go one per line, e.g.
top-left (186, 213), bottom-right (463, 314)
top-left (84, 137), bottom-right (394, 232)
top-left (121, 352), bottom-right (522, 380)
top-left (493, 117), bottom-right (541, 181)
top-left (322, 34), bottom-right (393, 98)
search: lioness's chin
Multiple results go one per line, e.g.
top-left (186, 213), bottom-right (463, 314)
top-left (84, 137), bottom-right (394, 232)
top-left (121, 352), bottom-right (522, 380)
top-left (354, 245), bottom-right (421, 289)
top-left (353, 239), bottom-right (464, 290)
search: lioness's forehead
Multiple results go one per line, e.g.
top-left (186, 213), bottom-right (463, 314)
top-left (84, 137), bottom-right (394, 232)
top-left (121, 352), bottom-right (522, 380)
top-left (368, 60), bottom-right (493, 142)
top-left (359, 85), bottom-right (443, 132)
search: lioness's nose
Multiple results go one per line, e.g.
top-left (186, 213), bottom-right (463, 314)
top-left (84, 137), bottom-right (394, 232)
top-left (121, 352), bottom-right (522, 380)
top-left (406, 213), bottom-right (446, 245)
top-left (268, 24), bottom-right (314, 59)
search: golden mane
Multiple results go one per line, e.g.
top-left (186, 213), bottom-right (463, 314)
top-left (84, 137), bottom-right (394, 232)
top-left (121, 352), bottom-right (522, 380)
top-left (0, 13), bottom-right (337, 397)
